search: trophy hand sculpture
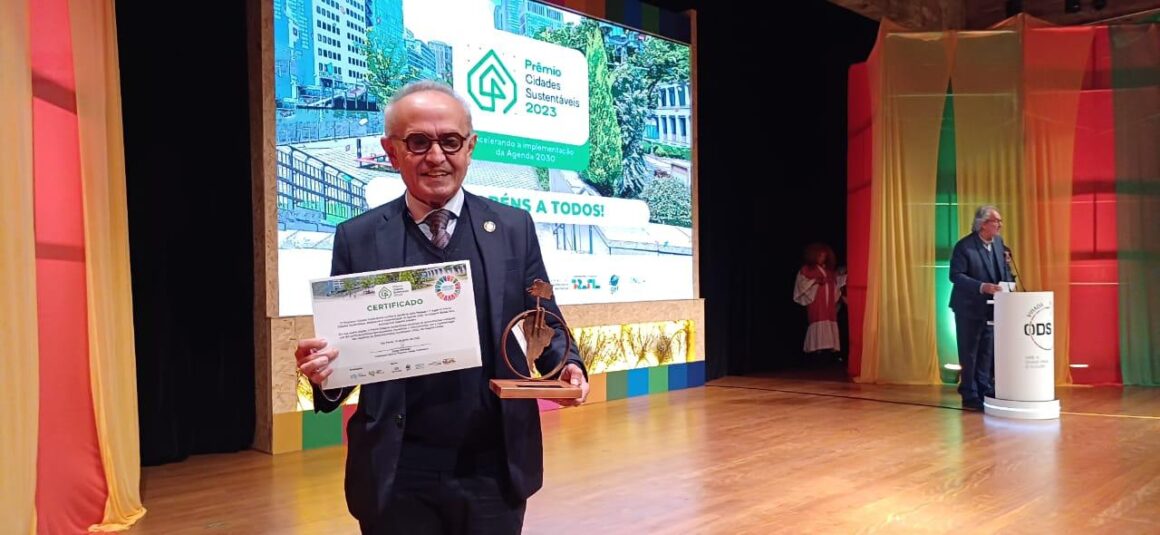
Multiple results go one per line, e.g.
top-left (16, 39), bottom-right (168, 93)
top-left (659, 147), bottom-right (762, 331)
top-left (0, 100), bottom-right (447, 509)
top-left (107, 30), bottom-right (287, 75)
top-left (520, 280), bottom-right (556, 369)
top-left (489, 279), bottom-right (582, 399)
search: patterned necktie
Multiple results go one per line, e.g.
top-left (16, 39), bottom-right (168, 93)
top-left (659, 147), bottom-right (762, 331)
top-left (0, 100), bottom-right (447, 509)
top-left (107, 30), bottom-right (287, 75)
top-left (425, 209), bottom-right (450, 249)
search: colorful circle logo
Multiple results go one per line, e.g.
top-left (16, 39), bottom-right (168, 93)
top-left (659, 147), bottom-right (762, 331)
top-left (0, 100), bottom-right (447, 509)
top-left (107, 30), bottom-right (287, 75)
top-left (435, 275), bottom-right (462, 301)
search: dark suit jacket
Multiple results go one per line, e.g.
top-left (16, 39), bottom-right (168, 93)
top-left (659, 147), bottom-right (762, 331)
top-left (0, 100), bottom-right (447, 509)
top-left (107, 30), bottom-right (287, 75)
top-left (311, 190), bottom-right (584, 521)
top-left (949, 232), bottom-right (1014, 320)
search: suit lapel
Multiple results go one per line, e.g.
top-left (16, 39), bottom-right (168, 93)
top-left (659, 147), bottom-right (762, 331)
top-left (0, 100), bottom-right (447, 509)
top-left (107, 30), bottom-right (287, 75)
top-left (374, 197), bottom-right (408, 270)
top-left (368, 197), bottom-right (409, 407)
top-left (465, 192), bottom-right (507, 353)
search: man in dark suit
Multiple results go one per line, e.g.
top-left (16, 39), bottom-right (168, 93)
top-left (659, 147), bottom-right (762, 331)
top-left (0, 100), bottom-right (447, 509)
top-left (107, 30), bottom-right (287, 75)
top-left (294, 80), bottom-right (589, 534)
top-left (949, 205), bottom-right (1014, 411)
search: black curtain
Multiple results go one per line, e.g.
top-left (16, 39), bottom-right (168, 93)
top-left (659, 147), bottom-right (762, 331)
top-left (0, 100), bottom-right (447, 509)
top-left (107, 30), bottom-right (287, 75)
top-left (683, 1), bottom-right (878, 379)
top-left (117, 2), bottom-right (255, 465)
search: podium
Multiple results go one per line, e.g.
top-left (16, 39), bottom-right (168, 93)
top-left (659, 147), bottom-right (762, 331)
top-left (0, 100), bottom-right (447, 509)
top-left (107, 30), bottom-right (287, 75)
top-left (985, 291), bottom-right (1060, 419)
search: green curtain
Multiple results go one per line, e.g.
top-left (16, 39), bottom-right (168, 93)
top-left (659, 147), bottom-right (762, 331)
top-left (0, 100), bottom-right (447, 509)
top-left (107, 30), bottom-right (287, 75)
top-left (935, 90), bottom-right (959, 384)
top-left (1112, 25), bottom-right (1160, 385)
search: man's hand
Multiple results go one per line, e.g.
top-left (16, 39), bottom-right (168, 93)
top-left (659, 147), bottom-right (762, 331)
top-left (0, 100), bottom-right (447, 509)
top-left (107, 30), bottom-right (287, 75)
top-left (295, 338), bottom-right (339, 385)
top-left (555, 363), bottom-right (589, 407)
top-left (981, 283), bottom-right (1002, 295)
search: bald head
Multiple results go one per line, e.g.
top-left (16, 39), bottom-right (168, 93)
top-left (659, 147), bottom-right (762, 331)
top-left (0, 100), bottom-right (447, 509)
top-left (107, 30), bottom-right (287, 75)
top-left (384, 80), bottom-right (473, 136)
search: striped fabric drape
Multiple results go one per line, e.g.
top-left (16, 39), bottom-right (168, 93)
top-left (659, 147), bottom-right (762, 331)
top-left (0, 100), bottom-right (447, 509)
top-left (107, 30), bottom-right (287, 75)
top-left (855, 15), bottom-right (1095, 385)
top-left (1, 0), bottom-right (145, 531)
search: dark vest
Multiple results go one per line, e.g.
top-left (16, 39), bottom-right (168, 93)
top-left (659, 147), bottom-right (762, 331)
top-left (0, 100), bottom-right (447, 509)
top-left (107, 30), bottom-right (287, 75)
top-left (989, 245), bottom-right (1003, 283)
top-left (397, 202), bottom-right (503, 471)
top-left (983, 240), bottom-right (1002, 321)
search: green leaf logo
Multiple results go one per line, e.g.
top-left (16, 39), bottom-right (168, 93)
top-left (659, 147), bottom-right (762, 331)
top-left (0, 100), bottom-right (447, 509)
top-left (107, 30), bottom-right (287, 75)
top-left (467, 50), bottom-right (517, 114)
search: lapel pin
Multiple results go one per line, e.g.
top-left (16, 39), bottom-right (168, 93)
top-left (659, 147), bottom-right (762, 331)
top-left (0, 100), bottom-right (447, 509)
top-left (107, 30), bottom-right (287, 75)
top-left (483, 221), bottom-right (497, 233)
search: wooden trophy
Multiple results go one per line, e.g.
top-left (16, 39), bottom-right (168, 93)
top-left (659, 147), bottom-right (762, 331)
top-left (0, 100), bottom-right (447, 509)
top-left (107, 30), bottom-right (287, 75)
top-left (489, 279), bottom-right (583, 399)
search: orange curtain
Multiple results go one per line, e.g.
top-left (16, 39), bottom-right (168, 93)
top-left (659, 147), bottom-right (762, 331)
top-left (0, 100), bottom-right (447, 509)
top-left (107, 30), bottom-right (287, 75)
top-left (859, 25), bottom-right (953, 384)
top-left (0, 0), bottom-right (40, 532)
top-left (70, 0), bottom-right (147, 529)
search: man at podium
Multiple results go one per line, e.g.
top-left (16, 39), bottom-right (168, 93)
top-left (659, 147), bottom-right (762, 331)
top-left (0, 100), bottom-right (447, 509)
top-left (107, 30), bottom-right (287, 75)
top-left (949, 205), bottom-right (1015, 411)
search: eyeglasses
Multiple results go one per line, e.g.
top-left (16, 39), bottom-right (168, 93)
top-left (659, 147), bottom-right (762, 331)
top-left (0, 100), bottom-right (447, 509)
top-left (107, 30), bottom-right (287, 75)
top-left (391, 133), bottom-right (470, 155)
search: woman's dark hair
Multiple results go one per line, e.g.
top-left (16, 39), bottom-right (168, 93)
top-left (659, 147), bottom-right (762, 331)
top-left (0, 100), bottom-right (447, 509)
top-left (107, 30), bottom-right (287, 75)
top-left (803, 242), bottom-right (836, 270)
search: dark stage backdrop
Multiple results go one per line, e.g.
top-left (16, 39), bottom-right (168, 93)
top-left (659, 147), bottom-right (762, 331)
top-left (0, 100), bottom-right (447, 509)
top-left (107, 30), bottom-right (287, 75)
top-left (683, 1), bottom-right (877, 377)
top-left (117, 1), bottom-right (255, 465)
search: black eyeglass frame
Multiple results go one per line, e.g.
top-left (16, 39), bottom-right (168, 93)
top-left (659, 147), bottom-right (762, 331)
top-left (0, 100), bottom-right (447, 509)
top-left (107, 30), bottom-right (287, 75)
top-left (389, 132), bottom-right (473, 155)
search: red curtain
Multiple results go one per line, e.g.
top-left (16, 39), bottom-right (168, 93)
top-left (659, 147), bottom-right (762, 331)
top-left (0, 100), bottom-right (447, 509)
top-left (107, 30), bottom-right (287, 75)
top-left (1070, 28), bottom-right (1121, 384)
top-left (846, 62), bottom-right (872, 378)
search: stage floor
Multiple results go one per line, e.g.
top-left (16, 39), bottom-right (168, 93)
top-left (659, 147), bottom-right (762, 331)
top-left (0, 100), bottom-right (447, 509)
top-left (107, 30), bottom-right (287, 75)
top-left (129, 376), bottom-right (1160, 534)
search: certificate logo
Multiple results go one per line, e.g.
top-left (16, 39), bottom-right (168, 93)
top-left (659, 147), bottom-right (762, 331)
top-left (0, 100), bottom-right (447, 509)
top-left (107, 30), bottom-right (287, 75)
top-left (377, 287), bottom-right (393, 300)
top-left (435, 275), bottom-right (462, 301)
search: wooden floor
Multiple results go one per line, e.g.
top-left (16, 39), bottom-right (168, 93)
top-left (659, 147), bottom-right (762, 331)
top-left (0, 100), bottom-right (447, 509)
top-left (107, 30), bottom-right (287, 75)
top-left (128, 375), bottom-right (1160, 534)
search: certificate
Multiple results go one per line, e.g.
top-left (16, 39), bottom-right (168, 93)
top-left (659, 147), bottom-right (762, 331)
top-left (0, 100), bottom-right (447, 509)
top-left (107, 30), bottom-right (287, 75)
top-left (309, 260), bottom-right (482, 389)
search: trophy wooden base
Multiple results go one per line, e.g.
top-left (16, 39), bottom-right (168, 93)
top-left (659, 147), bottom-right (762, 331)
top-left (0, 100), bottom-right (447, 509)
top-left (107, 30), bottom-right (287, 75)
top-left (490, 379), bottom-right (582, 399)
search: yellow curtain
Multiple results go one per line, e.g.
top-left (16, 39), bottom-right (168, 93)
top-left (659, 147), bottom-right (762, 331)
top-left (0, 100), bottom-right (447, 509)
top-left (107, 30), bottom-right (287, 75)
top-left (0, 0), bottom-right (40, 533)
top-left (859, 27), bottom-right (953, 384)
top-left (70, 0), bottom-right (147, 529)
top-left (952, 30), bottom-right (1023, 241)
top-left (1020, 24), bottom-right (1091, 385)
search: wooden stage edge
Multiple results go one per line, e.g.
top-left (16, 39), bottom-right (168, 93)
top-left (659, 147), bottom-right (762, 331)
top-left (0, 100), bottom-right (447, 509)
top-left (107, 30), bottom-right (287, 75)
top-left (129, 375), bottom-right (1160, 535)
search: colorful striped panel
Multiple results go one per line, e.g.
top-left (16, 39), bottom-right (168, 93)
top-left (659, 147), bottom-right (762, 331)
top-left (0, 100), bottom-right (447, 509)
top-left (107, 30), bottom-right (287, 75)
top-left (605, 370), bottom-right (629, 401)
top-left (686, 361), bottom-right (705, 388)
top-left (588, 372), bottom-right (608, 403)
top-left (648, 366), bottom-right (669, 394)
top-left (302, 409), bottom-right (343, 450)
top-left (272, 411), bottom-right (303, 455)
top-left (668, 362), bottom-right (688, 390)
top-left (294, 362), bottom-right (707, 451)
top-left (626, 368), bottom-right (650, 397)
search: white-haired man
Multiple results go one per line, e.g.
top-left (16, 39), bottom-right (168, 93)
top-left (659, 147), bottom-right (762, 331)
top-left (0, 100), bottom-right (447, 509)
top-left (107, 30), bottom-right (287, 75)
top-left (293, 80), bottom-right (589, 534)
top-left (949, 205), bottom-right (1014, 411)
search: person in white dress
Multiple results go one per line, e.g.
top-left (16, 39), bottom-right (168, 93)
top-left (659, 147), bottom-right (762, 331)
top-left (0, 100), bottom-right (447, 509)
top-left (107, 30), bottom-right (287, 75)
top-left (794, 243), bottom-right (847, 360)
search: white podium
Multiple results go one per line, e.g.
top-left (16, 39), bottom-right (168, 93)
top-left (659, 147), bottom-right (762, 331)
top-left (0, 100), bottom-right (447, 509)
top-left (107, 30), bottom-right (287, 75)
top-left (985, 291), bottom-right (1060, 419)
